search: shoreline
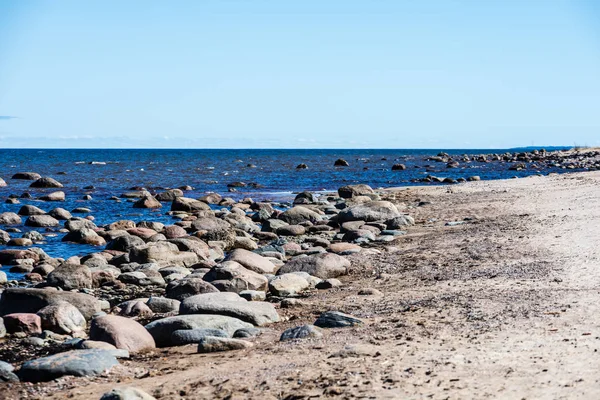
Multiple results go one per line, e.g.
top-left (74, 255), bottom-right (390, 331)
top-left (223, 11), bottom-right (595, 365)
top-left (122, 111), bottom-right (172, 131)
top-left (0, 166), bottom-right (600, 398)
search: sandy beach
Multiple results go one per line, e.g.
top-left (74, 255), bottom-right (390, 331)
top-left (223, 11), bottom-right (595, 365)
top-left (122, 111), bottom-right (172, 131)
top-left (2, 171), bottom-right (597, 399)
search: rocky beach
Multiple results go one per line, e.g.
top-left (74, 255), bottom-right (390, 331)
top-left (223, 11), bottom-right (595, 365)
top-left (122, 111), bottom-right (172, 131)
top-left (0, 148), bottom-right (599, 399)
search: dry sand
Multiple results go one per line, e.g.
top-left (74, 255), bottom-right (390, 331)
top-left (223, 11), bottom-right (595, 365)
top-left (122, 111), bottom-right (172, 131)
top-left (7, 171), bottom-right (600, 399)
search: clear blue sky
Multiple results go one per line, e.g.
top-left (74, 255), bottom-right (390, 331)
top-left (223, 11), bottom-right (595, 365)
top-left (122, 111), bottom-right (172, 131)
top-left (1, 0), bottom-right (599, 149)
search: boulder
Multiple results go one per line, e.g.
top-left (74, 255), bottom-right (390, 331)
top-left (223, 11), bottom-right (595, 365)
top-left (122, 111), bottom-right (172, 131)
top-left (47, 263), bottom-right (92, 290)
top-left (12, 172), bottom-right (41, 180)
top-left (0, 249), bottom-right (40, 264)
top-left (170, 328), bottom-right (228, 345)
top-left (18, 205), bottom-right (46, 216)
top-left (106, 235), bottom-right (145, 252)
top-left (133, 195), bottom-right (162, 209)
top-left (127, 227), bottom-right (158, 240)
top-left (7, 237), bottom-right (32, 246)
top-left (129, 241), bottom-right (198, 267)
top-left (3, 313), bottom-right (42, 334)
top-left (0, 288), bottom-right (101, 320)
top-left (25, 215), bottom-right (59, 227)
top-left (225, 248), bottom-right (278, 274)
top-left (279, 206), bottom-right (322, 225)
top-left (90, 315), bottom-right (156, 353)
top-left (199, 193), bottom-right (222, 204)
top-left (337, 184), bottom-right (375, 199)
top-left (108, 220), bottom-right (136, 230)
top-left (0, 360), bottom-right (18, 382)
top-left (386, 215), bottom-right (415, 228)
top-left (30, 177), bottom-right (63, 188)
top-left (280, 324), bottom-right (323, 341)
top-left (119, 301), bottom-right (153, 318)
top-left (165, 277), bottom-right (219, 301)
top-left (62, 228), bottom-right (106, 246)
top-left (118, 271), bottom-right (166, 287)
top-left (277, 253), bottom-right (349, 279)
top-left (146, 297), bottom-right (180, 314)
top-left (337, 201), bottom-right (402, 223)
top-left (334, 158), bottom-right (349, 167)
top-left (145, 314), bottom-right (253, 347)
top-left (37, 302), bottom-right (86, 334)
top-left (269, 274), bottom-right (310, 297)
top-left (0, 212), bottom-right (21, 225)
top-left (48, 208), bottom-right (72, 220)
top-left (163, 225), bottom-right (187, 239)
top-left (314, 311), bottom-right (364, 328)
top-left (65, 218), bottom-right (97, 231)
top-left (191, 217), bottom-right (235, 247)
top-left (180, 292), bottom-right (279, 326)
top-left (203, 261), bottom-right (268, 293)
top-left (40, 191), bottom-right (65, 201)
top-left (171, 197), bottom-right (211, 212)
top-left (17, 349), bottom-right (120, 383)
top-left (197, 337), bottom-right (252, 353)
top-left (155, 189), bottom-right (184, 202)
top-left (276, 225), bottom-right (306, 236)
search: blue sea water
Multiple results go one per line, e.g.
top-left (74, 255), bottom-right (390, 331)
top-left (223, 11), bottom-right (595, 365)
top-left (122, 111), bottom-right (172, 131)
top-left (0, 148), bottom-right (573, 280)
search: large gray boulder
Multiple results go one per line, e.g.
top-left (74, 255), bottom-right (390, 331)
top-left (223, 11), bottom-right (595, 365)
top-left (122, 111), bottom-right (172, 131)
top-left (279, 206), bottom-right (322, 225)
top-left (145, 314), bottom-right (253, 347)
top-left (25, 215), bottom-right (59, 227)
top-left (0, 288), bottom-right (101, 320)
top-left (146, 297), bottom-right (180, 314)
top-left (129, 241), bottom-right (198, 267)
top-left (17, 349), bottom-right (121, 382)
top-left (191, 217), bottom-right (235, 248)
top-left (48, 208), bottom-right (72, 220)
top-left (133, 195), bottom-right (162, 209)
top-left (386, 215), bottom-right (415, 228)
top-left (337, 184), bottom-right (374, 199)
top-left (106, 235), bottom-right (145, 252)
top-left (29, 177), bottom-right (63, 188)
top-left (18, 205), bottom-right (46, 216)
top-left (280, 324), bottom-right (323, 341)
top-left (171, 197), bottom-right (211, 212)
top-left (0, 212), bottom-right (21, 225)
top-left (170, 328), bottom-right (228, 346)
top-left (12, 172), bottom-right (41, 180)
top-left (62, 228), bottom-right (106, 246)
top-left (47, 263), bottom-right (92, 290)
top-left (337, 201), bottom-right (402, 223)
top-left (179, 292), bottom-right (279, 326)
top-left (277, 253), bottom-right (349, 279)
top-left (203, 261), bottom-right (268, 293)
top-left (197, 337), bottom-right (252, 353)
top-left (165, 277), bottom-right (219, 301)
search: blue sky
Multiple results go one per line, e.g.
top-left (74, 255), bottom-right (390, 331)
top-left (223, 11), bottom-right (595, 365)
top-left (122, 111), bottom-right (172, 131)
top-left (1, 0), bottom-right (599, 149)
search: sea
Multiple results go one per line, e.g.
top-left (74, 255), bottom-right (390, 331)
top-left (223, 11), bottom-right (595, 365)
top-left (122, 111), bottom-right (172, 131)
top-left (0, 148), bottom-right (573, 280)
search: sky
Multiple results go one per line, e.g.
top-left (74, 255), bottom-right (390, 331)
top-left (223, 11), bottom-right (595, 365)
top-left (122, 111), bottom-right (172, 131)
top-left (0, 0), bottom-right (599, 149)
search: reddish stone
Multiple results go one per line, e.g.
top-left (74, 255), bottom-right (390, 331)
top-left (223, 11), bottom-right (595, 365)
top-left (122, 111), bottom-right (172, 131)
top-left (3, 313), bottom-right (42, 334)
top-left (24, 273), bottom-right (44, 282)
top-left (126, 227), bottom-right (157, 240)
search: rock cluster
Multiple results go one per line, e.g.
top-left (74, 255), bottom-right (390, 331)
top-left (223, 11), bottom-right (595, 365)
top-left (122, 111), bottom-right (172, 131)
top-left (0, 180), bottom-right (415, 384)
